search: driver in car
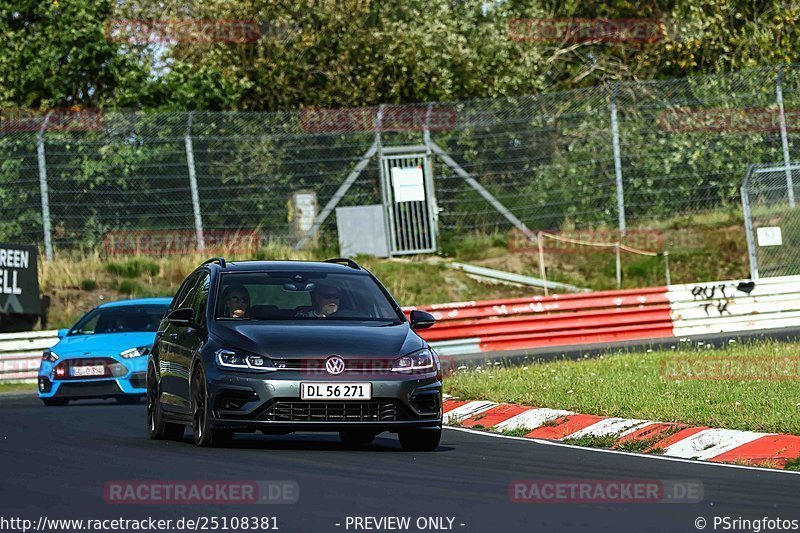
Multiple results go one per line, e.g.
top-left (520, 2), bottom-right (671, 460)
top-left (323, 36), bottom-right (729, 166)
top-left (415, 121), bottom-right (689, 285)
top-left (297, 282), bottom-right (341, 317)
top-left (222, 285), bottom-right (250, 318)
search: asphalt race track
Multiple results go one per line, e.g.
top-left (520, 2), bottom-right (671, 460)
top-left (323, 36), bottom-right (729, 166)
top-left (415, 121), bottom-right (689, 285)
top-left (1, 395), bottom-right (799, 532)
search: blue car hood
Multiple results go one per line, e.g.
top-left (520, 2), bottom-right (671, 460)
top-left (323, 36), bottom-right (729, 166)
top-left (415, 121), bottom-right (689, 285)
top-left (53, 332), bottom-right (157, 357)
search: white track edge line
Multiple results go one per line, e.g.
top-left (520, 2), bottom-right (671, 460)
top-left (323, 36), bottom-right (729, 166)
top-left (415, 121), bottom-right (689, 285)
top-left (444, 426), bottom-right (800, 476)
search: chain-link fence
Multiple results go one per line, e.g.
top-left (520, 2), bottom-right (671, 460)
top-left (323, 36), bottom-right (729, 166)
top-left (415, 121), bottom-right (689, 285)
top-left (4, 64), bottom-right (800, 261)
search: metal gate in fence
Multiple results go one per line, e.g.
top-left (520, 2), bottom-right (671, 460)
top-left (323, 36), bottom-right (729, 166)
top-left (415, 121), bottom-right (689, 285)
top-left (379, 148), bottom-right (438, 255)
top-left (742, 162), bottom-right (800, 279)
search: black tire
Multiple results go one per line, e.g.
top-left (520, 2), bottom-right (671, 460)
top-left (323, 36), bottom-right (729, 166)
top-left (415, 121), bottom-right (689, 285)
top-left (116, 395), bottom-right (143, 405)
top-left (147, 364), bottom-right (184, 440)
top-left (398, 427), bottom-right (441, 451)
top-left (191, 364), bottom-right (234, 447)
top-left (41, 398), bottom-right (68, 407)
top-left (339, 430), bottom-right (377, 447)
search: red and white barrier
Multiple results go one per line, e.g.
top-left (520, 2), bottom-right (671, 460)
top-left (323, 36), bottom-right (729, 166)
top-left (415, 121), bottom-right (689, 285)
top-left (406, 275), bottom-right (800, 356)
top-left (0, 330), bottom-right (58, 381)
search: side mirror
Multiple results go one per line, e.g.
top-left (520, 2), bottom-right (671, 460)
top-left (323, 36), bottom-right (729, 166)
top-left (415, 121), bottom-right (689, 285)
top-left (410, 310), bottom-right (436, 330)
top-left (56, 328), bottom-right (68, 338)
top-left (167, 308), bottom-right (195, 328)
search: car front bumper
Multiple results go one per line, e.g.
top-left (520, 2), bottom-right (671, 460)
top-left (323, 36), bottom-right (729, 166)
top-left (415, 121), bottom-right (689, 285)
top-left (38, 356), bottom-right (148, 399)
top-left (205, 370), bottom-right (442, 432)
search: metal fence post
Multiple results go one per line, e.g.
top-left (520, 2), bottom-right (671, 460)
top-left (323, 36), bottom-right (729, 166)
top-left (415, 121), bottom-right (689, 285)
top-left (610, 83), bottom-right (627, 233)
top-left (37, 112), bottom-right (53, 261)
top-left (185, 111), bottom-right (205, 252)
top-left (537, 231), bottom-right (548, 296)
top-left (741, 184), bottom-right (759, 280)
top-left (777, 64), bottom-right (795, 208)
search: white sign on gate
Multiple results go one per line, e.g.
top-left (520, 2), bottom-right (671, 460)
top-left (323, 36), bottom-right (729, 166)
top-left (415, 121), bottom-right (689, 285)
top-left (391, 166), bottom-right (425, 203)
top-left (756, 226), bottom-right (783, 246)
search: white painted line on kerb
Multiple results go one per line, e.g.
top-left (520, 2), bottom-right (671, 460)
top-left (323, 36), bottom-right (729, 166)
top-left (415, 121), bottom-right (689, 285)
top-left (493, 408), bottom-right (573, 432)
top-left (443, 401), bottom-right (497, 425)
top-left (563, 418), bottom-right (651, 440)
top-left (663, 428), bottom-right (770, 461)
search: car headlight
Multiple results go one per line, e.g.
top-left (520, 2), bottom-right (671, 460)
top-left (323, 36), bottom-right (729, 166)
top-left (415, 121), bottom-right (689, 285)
top-left (120, 345), bottom-right (152, 359)
top-left (216, 349), bottom-right (277, 372)
top-left (392, 348), bottom-right (436, 374)
top-left (41, 349), bottom-right (59, 363)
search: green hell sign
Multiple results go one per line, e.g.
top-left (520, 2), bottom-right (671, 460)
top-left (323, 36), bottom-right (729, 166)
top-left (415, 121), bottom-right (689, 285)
top-left (0, 244), bottom-right (41, 315)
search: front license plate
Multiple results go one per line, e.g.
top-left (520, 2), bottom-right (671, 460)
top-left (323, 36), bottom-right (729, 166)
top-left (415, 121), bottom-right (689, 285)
top-left (301, 382), bottom-right (372, 400)
top-left (71, 365), bottom-right (105, 377)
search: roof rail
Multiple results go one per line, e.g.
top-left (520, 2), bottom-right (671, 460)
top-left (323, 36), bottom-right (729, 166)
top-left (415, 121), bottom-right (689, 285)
top-left (324, 257), bottom-right (361, 270)
top-left (201, 257), bottom-right (226, 268)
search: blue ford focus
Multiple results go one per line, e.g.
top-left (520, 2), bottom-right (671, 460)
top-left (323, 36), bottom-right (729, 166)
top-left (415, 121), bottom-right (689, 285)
top-left (38, 298), bottom-right (171, 406)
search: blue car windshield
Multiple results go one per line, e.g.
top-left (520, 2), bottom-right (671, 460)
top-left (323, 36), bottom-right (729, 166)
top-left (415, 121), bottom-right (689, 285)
top-left (68, 305), bottom-right (169, 336)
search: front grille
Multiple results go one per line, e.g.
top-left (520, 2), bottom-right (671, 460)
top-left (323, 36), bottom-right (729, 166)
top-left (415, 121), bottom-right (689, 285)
top-left (273, 358), bottom-right (394, 374)
top-left (55, 381), bottom-right (123, 398)
top-left (53, 358), bottom-right (128, 380)
top-left (256, 400), bottom-right (414, 422)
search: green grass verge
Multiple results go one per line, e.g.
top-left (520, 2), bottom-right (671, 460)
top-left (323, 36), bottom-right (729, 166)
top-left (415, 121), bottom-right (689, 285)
top-left (0, 382), bottom-right (35, 394)
top-left (444, 340), bottom-right (800, 436)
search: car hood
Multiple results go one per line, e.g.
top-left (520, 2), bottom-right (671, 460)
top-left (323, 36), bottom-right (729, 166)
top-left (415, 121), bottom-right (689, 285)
top-left (211, 322), bottom-right (425, 358)
top-left (53, 332), bottom-right (158, 357)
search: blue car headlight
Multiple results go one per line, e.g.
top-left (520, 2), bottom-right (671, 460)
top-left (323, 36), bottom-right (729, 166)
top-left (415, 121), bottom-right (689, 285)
top-left (216, 349), bottom-right (277, 372)
top-left (120, 345), bottom-right (152, 359)
top-left (392, 348), bottom-right (436, 374)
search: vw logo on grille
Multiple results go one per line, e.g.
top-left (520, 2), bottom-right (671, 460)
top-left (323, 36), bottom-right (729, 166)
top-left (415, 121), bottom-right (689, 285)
top-left (325, 356), bottom-right (345, 375)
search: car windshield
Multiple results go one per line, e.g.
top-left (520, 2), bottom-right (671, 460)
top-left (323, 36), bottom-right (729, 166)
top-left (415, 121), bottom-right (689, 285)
top-left (68, 304), bottom-right (169, 336)
top-left (215, 272), bottom-right (402, 322)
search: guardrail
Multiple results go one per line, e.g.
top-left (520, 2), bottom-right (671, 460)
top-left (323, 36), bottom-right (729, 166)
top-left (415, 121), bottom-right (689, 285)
top-left (0, 330), bottom-right (58, 382)
top-left (406, 275), bottom-right (800, 356)
top-left (2, 275), bottom-right (799, 382)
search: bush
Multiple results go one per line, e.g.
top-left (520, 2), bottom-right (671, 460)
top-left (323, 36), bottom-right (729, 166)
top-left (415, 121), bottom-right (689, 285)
top-left (116, 279), bottom-right (143, 295)
top-left (79, 279), bottom-right (98, 291)
top-left (105, 258), bottom-right (160, 278)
